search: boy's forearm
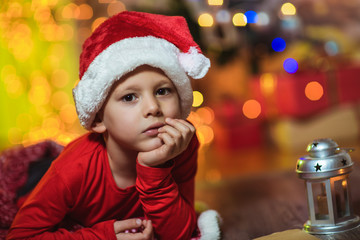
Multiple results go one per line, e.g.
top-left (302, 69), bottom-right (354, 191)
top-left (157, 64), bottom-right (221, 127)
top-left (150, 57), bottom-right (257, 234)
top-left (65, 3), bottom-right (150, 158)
top-left (136, 162), bottom-right (196, 239)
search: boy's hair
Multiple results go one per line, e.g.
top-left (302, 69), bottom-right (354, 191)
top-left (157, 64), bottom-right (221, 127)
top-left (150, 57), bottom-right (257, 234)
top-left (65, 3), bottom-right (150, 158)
top-left (73, 11), bottom-right (210, 130)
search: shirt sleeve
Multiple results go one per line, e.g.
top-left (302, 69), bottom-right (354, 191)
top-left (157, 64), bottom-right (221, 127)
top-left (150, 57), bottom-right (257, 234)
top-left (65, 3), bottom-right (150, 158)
top-left (135, 135), bottom-right (199, 240)
top-left (6, 166), bottom-right (117, 240)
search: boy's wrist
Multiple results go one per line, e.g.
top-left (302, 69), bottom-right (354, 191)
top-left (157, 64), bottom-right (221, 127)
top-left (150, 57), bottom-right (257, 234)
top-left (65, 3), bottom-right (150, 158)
top-left (137, 159), bottom-right (174, 168)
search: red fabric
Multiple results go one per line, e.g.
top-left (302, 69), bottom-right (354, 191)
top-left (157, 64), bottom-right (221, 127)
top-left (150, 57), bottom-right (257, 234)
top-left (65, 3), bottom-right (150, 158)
top-left (0, 141), bottom-right (63, 229)
top-left (6, 133), bottom-right (199, 240)
top-left (79, 11), bottom-right (200, 79)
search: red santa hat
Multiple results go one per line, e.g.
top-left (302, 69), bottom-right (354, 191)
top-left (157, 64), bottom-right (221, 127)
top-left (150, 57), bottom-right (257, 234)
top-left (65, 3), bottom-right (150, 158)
top-left (73, 11), bottom-right (210, 129)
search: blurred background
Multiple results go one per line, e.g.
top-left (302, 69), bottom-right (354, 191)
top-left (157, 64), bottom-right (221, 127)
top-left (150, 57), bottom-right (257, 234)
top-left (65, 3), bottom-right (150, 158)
top-left (2, 0), bottom-right (360, 233)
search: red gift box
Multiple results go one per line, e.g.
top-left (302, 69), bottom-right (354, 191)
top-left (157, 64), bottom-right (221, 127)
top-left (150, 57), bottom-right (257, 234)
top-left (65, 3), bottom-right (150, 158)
top-left (335, 66), bottom-right (360, 104)
top-left (274, 72), bottom-right (330, 118)
top-left (251, 71), bottom-right (331, 118)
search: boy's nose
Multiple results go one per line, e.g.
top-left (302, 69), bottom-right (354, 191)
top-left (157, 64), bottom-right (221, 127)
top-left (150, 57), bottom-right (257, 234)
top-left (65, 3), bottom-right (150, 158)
top-left (143, 95), bottom-right (162, 117)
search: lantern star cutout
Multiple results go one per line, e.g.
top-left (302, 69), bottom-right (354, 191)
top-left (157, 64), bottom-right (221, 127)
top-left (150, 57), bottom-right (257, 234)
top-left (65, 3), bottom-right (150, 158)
top-left (314, 163), bottom-right (322, 172)
top-left (341, 159), bottom-right (347, 166)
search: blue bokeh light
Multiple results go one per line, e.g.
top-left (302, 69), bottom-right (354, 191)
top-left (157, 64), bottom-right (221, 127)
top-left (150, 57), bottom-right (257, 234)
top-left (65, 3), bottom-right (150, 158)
top-left (283, 58), bottom-right (298, 74)
top-left (324, 41), bottom-right (339, 56)
top-left (271, 37), bottom-right (286, 52)
top-left (245, 10), bottom-right (257, 23)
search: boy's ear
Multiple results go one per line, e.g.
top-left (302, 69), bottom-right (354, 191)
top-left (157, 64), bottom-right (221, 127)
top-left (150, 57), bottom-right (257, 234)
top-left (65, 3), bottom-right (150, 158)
top-left (91, 115), bottom-right (106, 133)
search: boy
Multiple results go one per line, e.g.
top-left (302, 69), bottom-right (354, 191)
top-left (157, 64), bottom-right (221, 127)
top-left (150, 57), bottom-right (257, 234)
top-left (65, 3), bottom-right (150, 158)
top-left (7, 11), bottom-right (215, 240)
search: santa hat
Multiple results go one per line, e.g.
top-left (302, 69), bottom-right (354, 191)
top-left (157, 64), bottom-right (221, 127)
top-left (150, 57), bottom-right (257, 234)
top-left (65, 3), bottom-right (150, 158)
top-left (73, 11), bottom-right (210, 129)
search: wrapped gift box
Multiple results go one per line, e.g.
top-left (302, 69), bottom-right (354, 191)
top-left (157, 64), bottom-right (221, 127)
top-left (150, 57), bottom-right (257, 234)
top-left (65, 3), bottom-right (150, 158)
top-left (251, 71), bottom-right (331, 118)
top-left (275, 72), bottom-right (330, 118)
top-left (335, 66), bottom-right (360, 104)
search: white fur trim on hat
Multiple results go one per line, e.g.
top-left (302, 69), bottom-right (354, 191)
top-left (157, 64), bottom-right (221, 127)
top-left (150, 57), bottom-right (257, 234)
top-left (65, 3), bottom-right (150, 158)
top-left (178, 46), bottom-right (210, 79)
top-left (198, 210), bottom-right (222, 240)
top-left (73, 36), bottom-right (199, 130)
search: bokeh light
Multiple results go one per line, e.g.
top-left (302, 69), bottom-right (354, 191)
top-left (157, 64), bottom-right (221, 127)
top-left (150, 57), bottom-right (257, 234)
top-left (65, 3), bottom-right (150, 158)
top-left (260, 73), bottom-right (276, 96)
top-left (208, 0), bottom-right (223, 6)
top-left (107, 1), bottom-right (126, 16)
top-left (281, 3), bottom-right (296, 16)
top-left (271, 37), bottom-right (286, 52)
top-left (197, 125), bottom-right (215, 145)
top-left (232, 13), bottom-right (247, 27)
top-left (245, 10), bottom-right (257, 24)
top-left (198, 13), bottom-right (214, 27)
top-left (92, 17), bottom-right (108, 32)
top-left (256, 12), bottom-right (270, 26)
top-left (283, 58), bottom-right (298, 74)
top-left (216, 10), bottom-right (231, 24)
top-left (305, 81), bottom-right (324, 101)
top-left (242, 99), bottom-right (261, 119)
top-left (193, 91), bottom-right (204, 107)
top-left (324, 40), bottom-right (339, 56)
top-left (196, 107), bottom-right (215, 125)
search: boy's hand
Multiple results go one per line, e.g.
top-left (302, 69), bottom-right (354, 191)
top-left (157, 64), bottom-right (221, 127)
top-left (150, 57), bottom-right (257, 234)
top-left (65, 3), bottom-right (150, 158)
top-left (138, 118), bottom-right (195, 167)
top-left (114, 218), bottom-right (154, 240)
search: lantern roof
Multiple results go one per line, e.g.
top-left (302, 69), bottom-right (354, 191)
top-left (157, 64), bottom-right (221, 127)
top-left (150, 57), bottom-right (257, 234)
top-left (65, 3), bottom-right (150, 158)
top-left (296, 138), bottom-right (354, 179)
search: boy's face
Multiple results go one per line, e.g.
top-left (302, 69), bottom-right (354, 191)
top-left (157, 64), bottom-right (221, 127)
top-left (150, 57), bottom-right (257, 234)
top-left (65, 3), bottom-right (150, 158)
top-left (93, 65), bottom-right (182, 152)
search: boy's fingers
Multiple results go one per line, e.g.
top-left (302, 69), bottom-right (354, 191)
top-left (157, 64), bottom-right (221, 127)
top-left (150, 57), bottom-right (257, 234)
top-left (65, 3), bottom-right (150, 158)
top-left (114, 218), bottom-right (142, 233)
top-left (165, 118), bottom-right (195, 132)
top-left (142, 220), bottom-right (154, 239)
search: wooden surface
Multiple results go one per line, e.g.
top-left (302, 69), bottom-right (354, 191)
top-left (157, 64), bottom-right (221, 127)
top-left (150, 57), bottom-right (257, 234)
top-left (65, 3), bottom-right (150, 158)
top-left (195, 160), bottom-right (360, 240)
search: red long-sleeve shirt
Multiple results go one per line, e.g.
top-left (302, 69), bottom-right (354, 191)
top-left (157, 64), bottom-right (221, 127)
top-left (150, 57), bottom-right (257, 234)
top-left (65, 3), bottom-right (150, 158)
top-left (7, 132), bottom-right (199, 240)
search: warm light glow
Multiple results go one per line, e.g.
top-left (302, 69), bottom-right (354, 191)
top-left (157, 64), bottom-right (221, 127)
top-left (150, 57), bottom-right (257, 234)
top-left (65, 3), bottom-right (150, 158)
top-left (281, 3), bottom-right (296, 15)
top-left (197, 125), bottom-right (214, 145)
top-left (62, 3), bottom-right (79, 19)
top-left (92, 17), bottom-right (107, 32)
top-left (51, 69), bottom-right (69, 88)
top-left (107, 1), bottom-right (126, 16)
top-left (260, 73), bottom-right (276, 96)
top-left (305, 81), bottom-right (323, 101)
top-left (242, 99), bottom-right (261, 119)
top-left (42, 117), bottom-right (61, 138)
top-left (208, 0), bottom-right (223, 6)
top-left (51, 91), bottom-right (70, 110)
top-left (28, 75), bottom-right (52, 106)
top-left (59, 104), bottom-right (77, 124)
top-left (198, 13), bottom-right (214, 27)
top-left (205, 169), bottom-right (221, 182)
top-left (77, 4), bottom-right (93, 20)
top-left (192, 91), bottom-right (204, 107)
top-left (8, 127), bottom-right (23, 145)
top-left (16, 113), bottom-right (33, 131)
top-left (187, 111), bottom-right (203, 128)
top-left (196, 107), bottom-right (215, 125)
top-left (232, 13), bottom-right (247, 27)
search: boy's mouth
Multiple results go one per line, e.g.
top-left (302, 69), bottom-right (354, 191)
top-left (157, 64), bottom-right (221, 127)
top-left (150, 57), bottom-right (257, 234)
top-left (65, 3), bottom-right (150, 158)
top-left (143, 122), bottom-right (165, 136)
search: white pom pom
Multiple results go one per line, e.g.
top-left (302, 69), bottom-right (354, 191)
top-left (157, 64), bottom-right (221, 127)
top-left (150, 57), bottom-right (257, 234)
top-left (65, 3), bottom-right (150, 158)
top-left (178, 47), bottom-right (210, 79)
top-left (198, 210), bottom-right (221, 240)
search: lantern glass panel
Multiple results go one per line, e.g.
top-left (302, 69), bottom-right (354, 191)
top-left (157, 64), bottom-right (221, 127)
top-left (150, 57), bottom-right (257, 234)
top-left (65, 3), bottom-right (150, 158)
top-left (334, 179), bottom-right (350, 218)
top-left (312, 182), bottom-right (329, 220)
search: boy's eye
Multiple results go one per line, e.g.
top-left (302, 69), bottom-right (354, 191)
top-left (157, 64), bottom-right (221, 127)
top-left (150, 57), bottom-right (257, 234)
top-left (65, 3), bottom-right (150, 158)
top-left (121, 94), bottom-right (136, 102)
top-left (156, 88), bottom-right (171, 96)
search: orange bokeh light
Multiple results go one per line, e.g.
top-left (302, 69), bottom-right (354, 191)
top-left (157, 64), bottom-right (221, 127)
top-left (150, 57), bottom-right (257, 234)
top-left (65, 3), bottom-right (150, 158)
top-left (242, 99), bottom-right (261, 119)
top-left (305, 81), bottom-right (323, 101)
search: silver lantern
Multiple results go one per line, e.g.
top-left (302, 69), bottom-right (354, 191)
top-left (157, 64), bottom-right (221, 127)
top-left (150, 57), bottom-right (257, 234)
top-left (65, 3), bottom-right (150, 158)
top-left (296, 138), bottom-right (360, 234)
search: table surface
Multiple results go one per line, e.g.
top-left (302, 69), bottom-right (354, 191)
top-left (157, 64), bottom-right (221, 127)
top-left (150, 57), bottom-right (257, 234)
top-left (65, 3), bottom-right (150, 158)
top-left (195, 160), bottom-right (360, 240)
